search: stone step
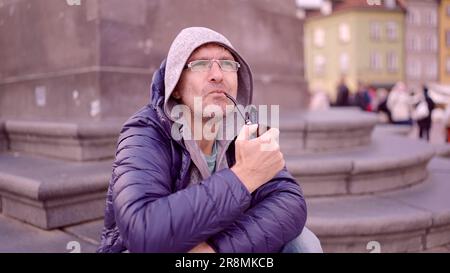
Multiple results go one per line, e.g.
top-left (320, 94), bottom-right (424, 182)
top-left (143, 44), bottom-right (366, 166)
top-left (3, 119), bottom-right (123, 161)
top-left (0, 214), bottom-right (98, 253)
top-left (279, 108), bottom-right (378, 154)
top-left (286, 133), bottom-right (435, 197)
top-left (0, 152), bottom-right (111, 229)
top-left (0, 121), bottom-right (7, 152)
top-left (306, 157), bottom-right (450, 252)
top-left (433, 143), bottom-right (450, 158)
top-left (372, 123), bottom-right (413, 137)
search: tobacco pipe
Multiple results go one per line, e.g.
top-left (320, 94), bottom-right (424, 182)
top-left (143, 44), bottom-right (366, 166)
top-left (224, 93), bottom-right (269, 137)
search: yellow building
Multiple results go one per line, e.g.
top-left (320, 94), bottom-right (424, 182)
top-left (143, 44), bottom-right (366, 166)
top-left (439, 0), bottom-right (450, 84)
top-left (304, 1), bottom-right (406, 100)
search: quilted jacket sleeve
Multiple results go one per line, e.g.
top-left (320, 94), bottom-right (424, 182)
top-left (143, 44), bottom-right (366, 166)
top-left (112, 115), bottom-right (252, 253)
top-left (208, 167), bottom-right (307, 253)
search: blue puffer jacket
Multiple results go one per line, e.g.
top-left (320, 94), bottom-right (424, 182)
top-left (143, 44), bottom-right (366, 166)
top-left (97, 61), bottom-right (307, 253)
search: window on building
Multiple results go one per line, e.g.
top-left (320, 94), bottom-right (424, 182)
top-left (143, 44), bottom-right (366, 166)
top-left (424, 9), bottom-right (437, 26)
top-left (370, 52), bottom-right (382, 70)
top-left (407, 10), bottom-right (414, 24)
top-left (446, 30), bottom-right (450, 48)
top-left (339, 52), bottom-right (349, 73)
top-left (370, 22), bottom-right (382, 41)
top-left (339, 23), bottom-right (351, 43)
top-left (424, 34), bottom-right (438, 52)
top-left (406, 35), bottom-right (413, 51)
top-left (407, 59), bottom-right (421, 78)
top-left (386, 21), bottom-right (398, 41)
top-left (425, 60), bottom-right (437, 78)
top-left (314, 28), bottom-right (325, 48)
top-left (387, 52), bottom-right (398, 72)
top-left (314, 54), bottom-right (326, 75)
top-left (423, 35), bottom-right (429, 51)
top-left (430, 10), bottom-right (437, 26)
top-left (411, 35), bottom-right (421, 52)
top-left (446, 57), bottom-right (450, 74)
top-left (408, 9), bottom-right (420, 25)
top-left (406, 34), bottom-right (421, 51)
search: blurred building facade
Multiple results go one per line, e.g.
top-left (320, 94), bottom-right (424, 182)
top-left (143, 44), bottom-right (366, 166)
top-left (405, 0), bottom-right (439, 92)
top-left (303, 0), bottom-right (406, 100)
top-left (0, 0), bottom-right (308, 122)
top-left (439, 0), bottom-right (450, 84)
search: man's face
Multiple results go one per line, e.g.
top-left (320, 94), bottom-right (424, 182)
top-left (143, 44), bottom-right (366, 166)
top-left (172, 44), bottom-right (238, 119)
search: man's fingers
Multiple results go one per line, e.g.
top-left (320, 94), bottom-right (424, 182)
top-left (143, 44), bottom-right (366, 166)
top-left (258, 128), bottom-right (280, 142)
top-left (237, 124), bottom-right (258, 141)
top-left (258, 128), bottom-right (280, 151)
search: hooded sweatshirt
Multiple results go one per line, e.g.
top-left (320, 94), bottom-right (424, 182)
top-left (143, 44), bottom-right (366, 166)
top-left (97, 27), bottom-right (307, 253)
top-left (163, 27), bottom-right (253, 183)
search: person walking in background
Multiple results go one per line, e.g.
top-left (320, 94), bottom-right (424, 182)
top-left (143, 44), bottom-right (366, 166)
top-left (335, 76), bottom-right (350, 107)
top-left (309, 89), bottom-right (330, 111)
top-left (445, 105), bottom-right (450, 143)
top-left (387, 81), bottom-right (413, 125)
top-left (354, 81), bottom-right (371, 111)
top-left (376, 88), bottom-right (392, 123)
top-left (414, 86), bottom-right (435, 141)
top-left (367, 85), bottom-right (378, 112)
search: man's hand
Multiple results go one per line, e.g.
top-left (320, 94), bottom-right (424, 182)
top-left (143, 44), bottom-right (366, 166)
top-left (231, 125), bottom-right (285, 193)
top-left (188, 242), bottom-right (216, 253)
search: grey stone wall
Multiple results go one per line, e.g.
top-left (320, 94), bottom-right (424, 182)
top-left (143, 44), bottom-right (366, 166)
top-left (0, 0), bottom-right (308, 121)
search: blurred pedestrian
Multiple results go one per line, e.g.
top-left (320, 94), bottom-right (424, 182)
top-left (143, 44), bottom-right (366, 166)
top-left (367, 85), bottom-right (378, 112)
top-left (354, 81), bottom-right (371, 111)
top-left (387, 81), bottom-right (413, 125)
top-left (414, 86), bottom-right (435, 141)
top-left (335, 76), bottom-right (350, 107)
top-left (376, 88), bottom-right (391, 123)
top-left (309, 89), bottom-right (330, 111)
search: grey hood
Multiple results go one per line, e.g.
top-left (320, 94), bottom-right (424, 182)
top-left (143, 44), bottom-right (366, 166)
top-left (163, 27), bottom-right (253, 121)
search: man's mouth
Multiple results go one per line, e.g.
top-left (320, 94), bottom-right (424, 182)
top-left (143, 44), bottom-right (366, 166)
top-left (209, 90), bottom-right (227, 95)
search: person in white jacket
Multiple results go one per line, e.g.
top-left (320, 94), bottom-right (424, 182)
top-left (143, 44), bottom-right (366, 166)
top-left (387, 81), bottom-right (413, 125)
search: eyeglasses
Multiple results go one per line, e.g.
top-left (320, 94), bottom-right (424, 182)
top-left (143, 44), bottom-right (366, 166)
top-left (184, 59), bottom-right (241, 72)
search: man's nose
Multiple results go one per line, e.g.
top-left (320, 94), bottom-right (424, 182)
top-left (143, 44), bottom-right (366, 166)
top-left (207, 61), bottom-right (224, 82)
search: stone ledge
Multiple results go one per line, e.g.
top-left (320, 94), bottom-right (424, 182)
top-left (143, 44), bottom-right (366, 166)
top-left (1, 191), bottom-right (106, 230)
top-left (316, 230), bottom-right (426, 253)
top-left (307, 170), bottom-right (450, 252)
top-left (0, 153), bottom-right (111, 229)
top-left (351, 136), bottom-right (435, 174)
top-left (380, 171), bottom-right (450, 228)
top-left (0, 121), bottom-right (8, 152)
top-left (307, 195), bottom-right (433, 237)
top-left (0, 214), bottom-right (99, 253)
top-left (4, 119), bottom-right (123, 161)
top-left (287, 134), bottom-right (435, 197)
top-left (433, 143), bottom-right (450, 158)
top-left (426, 225), bottom-right (450, 249)
top-left (280, 108), bottom-right (378, 154)
top-left (373, 124), bottom-right (413, 137)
